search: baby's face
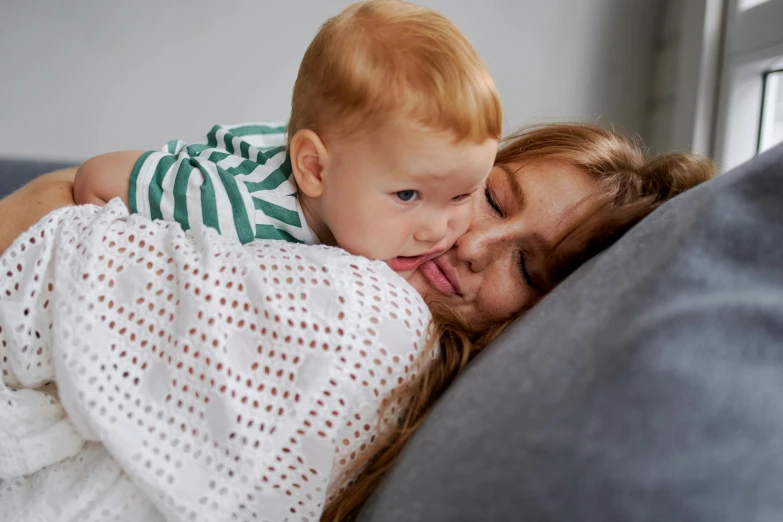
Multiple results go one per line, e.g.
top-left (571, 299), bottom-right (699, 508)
top-left (320, 121), bottom-right (497, 277)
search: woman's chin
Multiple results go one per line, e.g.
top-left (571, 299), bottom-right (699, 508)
top-left (384, 265), bottom-right (428, 297)
top-left (402, 270), bottom-right (430, 298)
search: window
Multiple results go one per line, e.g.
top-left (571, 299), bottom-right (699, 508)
top-left (714, 0), bottom-right (783, 171)
top-left (759, 68), bottom-right (783, 153)
top-left (738, 0), bottom-right (771, 10)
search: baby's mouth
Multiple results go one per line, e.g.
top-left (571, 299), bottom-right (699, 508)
top-left (388, 252), bottom-right (441, 272)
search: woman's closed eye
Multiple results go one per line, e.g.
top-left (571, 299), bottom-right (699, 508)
top-left (485, 180), bottom-right (540, 291)
top-left (395, 190), bottom-right (419, 202)
top-left (485, 185), bottom-right (502, 216)
top-left (518, 250), bottom-right (539, 292)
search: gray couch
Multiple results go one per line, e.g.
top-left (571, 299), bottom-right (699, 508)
top-left (359, 144), bottom-right (783, 522)
top-left (0, 159), bottom-right (77, 197)
top-left (2, 146), bottom-right (782, 521)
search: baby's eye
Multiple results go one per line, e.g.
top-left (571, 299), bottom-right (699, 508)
top-left (451, 193), bottom-right (472, 202)
top-left (396, 190), bottom-right (419, 202)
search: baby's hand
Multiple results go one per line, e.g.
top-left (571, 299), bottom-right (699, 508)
top-left (72, 151), bottom-right (143, 207)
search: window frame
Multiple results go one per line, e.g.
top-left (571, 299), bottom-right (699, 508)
top-left (714, 0), bottom-right (783, 171)
top-left (758, 67), bottom-right (783, 152)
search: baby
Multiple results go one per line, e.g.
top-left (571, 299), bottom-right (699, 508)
top-left (72, 0), bottom-right (502, 277)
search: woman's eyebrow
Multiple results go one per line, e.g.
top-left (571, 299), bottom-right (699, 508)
top-left (499, 164), bottom-right (525, 206)
top-left (496, 163), bottom-right (551, 250)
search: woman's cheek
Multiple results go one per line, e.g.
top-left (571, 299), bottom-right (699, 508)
top-left (478, 280), bottom-right (528, 324)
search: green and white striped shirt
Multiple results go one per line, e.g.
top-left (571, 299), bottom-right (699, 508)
top-left (128, 122), bottom-right (318, 245)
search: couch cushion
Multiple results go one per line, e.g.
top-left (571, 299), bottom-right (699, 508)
top-left (358, 144), bottom-right (783, 522)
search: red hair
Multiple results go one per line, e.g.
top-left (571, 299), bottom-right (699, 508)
top-left (288, 0), bottom-right (502, 145)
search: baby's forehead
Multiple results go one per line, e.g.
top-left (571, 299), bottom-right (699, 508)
top-left (380, 163), bottom-right (479, 190)
top-left (387, 142), bottom-right (493, 178)
top-left (392, 165), bottom-right (455, 182)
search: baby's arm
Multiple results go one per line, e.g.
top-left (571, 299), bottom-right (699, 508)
top-left (0, 168), bottom-right (76, 255)
top-left (74, 125), bottom-right (289, 245)
top-left (72, 150), bottom-right (144, 207)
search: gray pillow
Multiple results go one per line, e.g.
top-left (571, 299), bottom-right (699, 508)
top-left (358, 144), bottom-right (783, 522)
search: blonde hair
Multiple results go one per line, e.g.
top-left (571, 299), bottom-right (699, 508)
top-left (288, 0), bottom-right (502, 145)
top-left (321, 123), bottom-right (714, 520)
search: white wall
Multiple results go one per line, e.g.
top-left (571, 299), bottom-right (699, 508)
top-left (646, 0), bottom-right (723, 155)
top-left (0, 0), bottom-right (659, 161)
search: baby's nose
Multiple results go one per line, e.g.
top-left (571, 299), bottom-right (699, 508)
top-left (414, 215), bottom-right (449, 245)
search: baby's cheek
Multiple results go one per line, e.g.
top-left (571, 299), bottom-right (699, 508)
top-left (450, 204), bottom-right (474, 239)
top-left (340, 218), bottom-right (404, 260)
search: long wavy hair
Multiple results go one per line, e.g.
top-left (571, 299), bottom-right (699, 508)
top-left (322, 123), bottom-right (714, 520)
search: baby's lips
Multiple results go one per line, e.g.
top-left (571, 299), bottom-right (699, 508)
top-left (388, 255), bottom-right (428, 272)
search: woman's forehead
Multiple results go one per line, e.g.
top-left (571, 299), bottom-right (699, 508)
top-left (500, 159), bottom-right (600, 231)
top-left (500, 159), bottom-right (597, 200)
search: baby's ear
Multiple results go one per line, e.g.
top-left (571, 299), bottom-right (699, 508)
top-left (289, 129), bottom-right (328, 198)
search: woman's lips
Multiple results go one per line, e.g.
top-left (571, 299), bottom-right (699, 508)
top-left (419, 258), bottom-right (460, 296)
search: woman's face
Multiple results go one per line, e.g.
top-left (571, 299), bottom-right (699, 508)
top-left (407, 159), bottom-right (600, 326)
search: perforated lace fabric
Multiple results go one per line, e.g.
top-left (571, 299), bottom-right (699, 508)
top-left (0, 200), bottom-right (431, 522)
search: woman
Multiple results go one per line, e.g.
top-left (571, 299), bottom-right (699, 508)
top-left (0, 124), bottom-right (712, 521)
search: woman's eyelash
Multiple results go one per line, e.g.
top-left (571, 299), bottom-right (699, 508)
top-left (519, 251), bottom-right (536, 289)
top-left (484, 186), bottom-right (502, 216)
top-left (485, 182), bottom-right (537, 290)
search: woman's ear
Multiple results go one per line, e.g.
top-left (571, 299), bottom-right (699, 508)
top-left (289, 129), bottom-right (329, 198)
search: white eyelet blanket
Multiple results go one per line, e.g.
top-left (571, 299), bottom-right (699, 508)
top-left (0, 200), bottom-right (431, 522)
